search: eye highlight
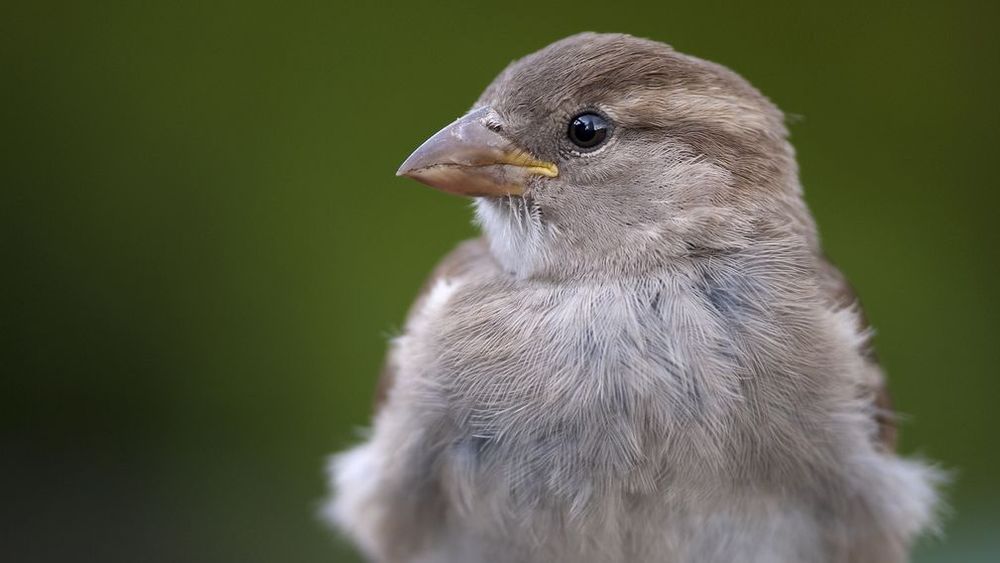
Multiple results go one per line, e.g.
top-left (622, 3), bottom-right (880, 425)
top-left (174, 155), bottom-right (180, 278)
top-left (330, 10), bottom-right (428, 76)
top-left (567, 113), bottom-right (610, 149)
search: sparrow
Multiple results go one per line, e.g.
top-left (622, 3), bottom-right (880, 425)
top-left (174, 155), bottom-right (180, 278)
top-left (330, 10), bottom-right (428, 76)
top-left (325, 33), bottom-right (941, 563)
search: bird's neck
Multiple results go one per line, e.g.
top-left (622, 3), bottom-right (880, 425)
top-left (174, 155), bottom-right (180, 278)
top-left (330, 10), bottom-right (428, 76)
top-left (474, 197), bottom-right (813, 282)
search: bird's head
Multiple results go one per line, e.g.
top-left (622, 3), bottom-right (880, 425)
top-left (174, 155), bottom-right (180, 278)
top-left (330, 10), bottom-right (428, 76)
top-left (398, 33), bottom-right (811, 279)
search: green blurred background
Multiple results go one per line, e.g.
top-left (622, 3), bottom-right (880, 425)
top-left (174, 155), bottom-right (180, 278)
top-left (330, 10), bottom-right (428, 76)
top-left (4, 1), bottom-right (998, 561)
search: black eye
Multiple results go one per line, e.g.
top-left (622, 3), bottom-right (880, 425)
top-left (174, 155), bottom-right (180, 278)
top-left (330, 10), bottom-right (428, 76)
top-left (568, 113), bottom-right (609, 149)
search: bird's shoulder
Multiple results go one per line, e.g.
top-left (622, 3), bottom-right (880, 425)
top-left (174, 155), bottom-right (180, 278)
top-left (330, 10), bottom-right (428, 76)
top-left (818, 256), bottom-right (898, 452)
top-left (372, 237), bottom-right (497, 411)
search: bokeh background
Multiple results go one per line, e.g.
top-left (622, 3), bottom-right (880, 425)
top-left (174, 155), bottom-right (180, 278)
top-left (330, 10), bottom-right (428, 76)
top-left (4, 1), bottom-right (998, 561)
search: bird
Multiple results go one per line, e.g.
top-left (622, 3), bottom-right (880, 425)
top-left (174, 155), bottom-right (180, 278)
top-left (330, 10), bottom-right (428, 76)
top-left (324, 33), bottom-right (941, 563)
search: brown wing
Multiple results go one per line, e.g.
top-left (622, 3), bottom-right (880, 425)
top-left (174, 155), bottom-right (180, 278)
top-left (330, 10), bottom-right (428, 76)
top-left (818, 256), bottom-right (898, 451)
top-left (372, 238), bottom-right (497, 412)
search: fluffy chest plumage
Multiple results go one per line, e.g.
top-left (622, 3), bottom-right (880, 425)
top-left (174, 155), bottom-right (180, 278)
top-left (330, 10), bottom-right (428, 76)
top-left (333, 261), bottom-right (939, 563)
top-left (402, 274), bottom-right (752, 510)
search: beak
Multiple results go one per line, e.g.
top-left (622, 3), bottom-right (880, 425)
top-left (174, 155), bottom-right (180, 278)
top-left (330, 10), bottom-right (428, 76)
top-left (396, 106), bottom-right (558, 197)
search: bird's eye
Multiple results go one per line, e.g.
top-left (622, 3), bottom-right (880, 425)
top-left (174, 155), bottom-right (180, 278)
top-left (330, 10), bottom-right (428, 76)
top-left (567, 113), bottom-right (609, 149)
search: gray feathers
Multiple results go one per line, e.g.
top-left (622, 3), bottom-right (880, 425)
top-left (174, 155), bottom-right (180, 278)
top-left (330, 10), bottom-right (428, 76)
top-left (326, 33), bottom-right (941, 563)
